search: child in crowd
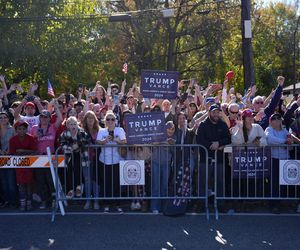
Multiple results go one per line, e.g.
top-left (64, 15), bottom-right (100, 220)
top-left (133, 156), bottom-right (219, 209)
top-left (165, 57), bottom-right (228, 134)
top-left (9, 120), bottom-right (36, 211)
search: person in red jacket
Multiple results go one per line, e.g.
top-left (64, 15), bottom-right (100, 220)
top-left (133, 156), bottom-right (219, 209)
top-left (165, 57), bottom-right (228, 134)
top-left (9, 120), bottom-right (36, 211)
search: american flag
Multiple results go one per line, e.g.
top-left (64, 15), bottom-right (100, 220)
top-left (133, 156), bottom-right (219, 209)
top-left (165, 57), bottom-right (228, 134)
top-left (122, 62), bottom-right (128, 74)
top-left (47, 79), bottom-right (55, 97)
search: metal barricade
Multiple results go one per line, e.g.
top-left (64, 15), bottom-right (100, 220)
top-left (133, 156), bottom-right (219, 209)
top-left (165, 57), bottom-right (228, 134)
top-left (214, 144), bottom-right (300, 219)
top-left (51, 144), bottom-right (210, 221)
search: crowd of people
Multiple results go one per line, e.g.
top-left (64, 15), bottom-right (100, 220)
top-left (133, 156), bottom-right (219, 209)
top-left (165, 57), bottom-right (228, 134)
top-left (0, 74), bottom-right (299, 214)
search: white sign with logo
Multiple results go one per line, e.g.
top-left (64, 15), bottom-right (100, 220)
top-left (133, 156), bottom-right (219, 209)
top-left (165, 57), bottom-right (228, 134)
top-left (280, 160), bottom-right (300, 185)
top-left (120, 160), bottom-right (145, 186)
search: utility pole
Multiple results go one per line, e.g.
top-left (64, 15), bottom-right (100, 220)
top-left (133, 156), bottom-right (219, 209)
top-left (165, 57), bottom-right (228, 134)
top-left (293, 16), bottom-right (300, 94)
top-left (241, 0), bottom-right (255, 90)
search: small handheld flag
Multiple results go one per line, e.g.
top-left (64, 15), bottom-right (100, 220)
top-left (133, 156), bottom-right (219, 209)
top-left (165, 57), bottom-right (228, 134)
top-left (47, 79), bottom-right (55, 97)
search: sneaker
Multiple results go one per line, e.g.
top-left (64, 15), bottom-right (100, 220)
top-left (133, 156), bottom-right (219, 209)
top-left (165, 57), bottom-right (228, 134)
top-left (39, 201), bottom-right (47, 209)
top-left (117, 207), bottom-right (124, 214)
top-left (0, 201), bottom-right (9, 208)
top-left (130, 202), bottom-right (137, 211)
top-left (26, 200), bottom-right (33, 211)
top-left (75, 185), bottom-right (82, 197)
top-left (94, 201), bottom-right (100, 210)
top-left (66, 190), bottom-right (74, 199)
top-left (19, 199), bottom-right (26, 212)
top-left (152, 209), bottom-right (159, 215)
top-left (135, 202), bottom-right (141, 210)
top-left (104, 206), bottom-right (110, 213)
top-left (208, 189), bottom-right (215, 197)
top-left (75, 184), bottom-right (84, 197)
top-left (32, 193), bottom-right (42, 203)
top-left (84, 201), bottom-right (91, 210)
top-left (227, 209), bottom-right (235, 215)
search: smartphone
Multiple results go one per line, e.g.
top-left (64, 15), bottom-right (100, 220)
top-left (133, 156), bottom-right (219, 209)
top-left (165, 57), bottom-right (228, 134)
top-left (180, 93), bottom-right (188, 103)
top-left (38, 128), bottom-right (43, 136)
top-left (65, 94), bottom-right (70, 105)
top-left (120, 95), bottom-right (127, 105)
top-left (108, 130), bottom-right (114, 139)
top-left (88, 91), bottom-right (96, 97)
top-left (113, 95), bottom-right (119, 106)
top-left (78, 83), bottom-right (83, 92)
top-left (144, 98), bottom-right (151, 106)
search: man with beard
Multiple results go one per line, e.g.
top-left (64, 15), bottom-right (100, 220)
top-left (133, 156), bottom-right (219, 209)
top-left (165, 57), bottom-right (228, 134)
top-left (196, 104), bottom-right (231, 197)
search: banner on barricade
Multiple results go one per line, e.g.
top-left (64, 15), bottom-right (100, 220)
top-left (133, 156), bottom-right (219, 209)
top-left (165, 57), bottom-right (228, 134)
top-left (232, 147), bottom-right (271, 178)
top-left (280, 160), bottom-right (300, 185)
top-left (120, 160), bottom-right (145, 185)
top-left (124, 112), bottom-right (167, 144)
top-left (0, 155), bottom-right (65, 169)
top-left (141, 70), bottom-right (179, 99)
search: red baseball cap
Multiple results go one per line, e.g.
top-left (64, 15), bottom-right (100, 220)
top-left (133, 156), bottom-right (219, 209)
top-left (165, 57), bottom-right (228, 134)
top-left (25, 102), bottom-right (35, 108)
top-left (14, 120), bottom-right (29, 129)
top-left (241, 109), bottom-right (254, 118)
top-left (225, 71), bottom-right (235, 81)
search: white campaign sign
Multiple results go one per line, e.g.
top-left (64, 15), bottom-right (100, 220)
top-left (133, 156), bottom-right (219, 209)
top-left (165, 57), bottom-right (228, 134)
top-left (280, 160), bottom-right (300, 185)
top-left (120, 160), bottom-right (145, 185)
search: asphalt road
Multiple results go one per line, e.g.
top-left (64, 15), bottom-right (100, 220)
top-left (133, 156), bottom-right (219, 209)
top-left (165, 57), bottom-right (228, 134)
top-left (0, 214), bottom-right (300, 250)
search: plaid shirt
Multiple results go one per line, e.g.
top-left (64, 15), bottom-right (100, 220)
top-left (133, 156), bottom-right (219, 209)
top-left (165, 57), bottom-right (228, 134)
top-left (59, 128), bottom-right (91, 167)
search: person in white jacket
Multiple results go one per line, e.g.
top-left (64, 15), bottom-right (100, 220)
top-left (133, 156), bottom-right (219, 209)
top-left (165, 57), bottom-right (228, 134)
top-left (231, 109), bottom-right (267, 146)
top-left (230, 109), bottom-right (267, 199)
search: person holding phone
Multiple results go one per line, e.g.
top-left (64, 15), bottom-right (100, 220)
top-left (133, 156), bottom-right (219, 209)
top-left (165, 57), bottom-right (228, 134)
top-left (231, 109), bottom-right (267, 146)
top-left (96, 111), bottom-right (126, 213)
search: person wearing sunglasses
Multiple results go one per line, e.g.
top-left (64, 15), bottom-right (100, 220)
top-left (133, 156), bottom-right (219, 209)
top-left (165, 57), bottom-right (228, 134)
top-left (252, 76), bottom-right (285, 130)
top-left (227, 103), bottom-right (240, 128)
top-left (232, 109), bottom-right (267, 146)
top-left (96, 111), bottom-right (126, 213)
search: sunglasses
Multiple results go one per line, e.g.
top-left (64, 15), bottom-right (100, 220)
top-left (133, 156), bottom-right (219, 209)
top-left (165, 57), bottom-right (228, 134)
top-left (230, 110), bottom-right (239, 114)
top-left (255, 102), bottom-right (264, 105)
top-left (106, 118), bottom-right (115, 122)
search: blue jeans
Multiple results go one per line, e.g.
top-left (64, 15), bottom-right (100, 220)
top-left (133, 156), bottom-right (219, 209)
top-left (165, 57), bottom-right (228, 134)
top-left (0, 169), bottom-right (17, 203)
top-left (151, 161), bottom-right (170, 211)
top-left (82, 162), bottom-right (99, 199)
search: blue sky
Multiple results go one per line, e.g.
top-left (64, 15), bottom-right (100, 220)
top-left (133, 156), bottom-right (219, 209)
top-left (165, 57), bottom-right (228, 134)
top-left (259, 0), bottom-right (299, 13)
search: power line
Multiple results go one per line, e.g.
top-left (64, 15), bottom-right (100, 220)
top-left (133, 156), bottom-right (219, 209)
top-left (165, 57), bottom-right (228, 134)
top-left (0, 3), bottom-right (240, 23)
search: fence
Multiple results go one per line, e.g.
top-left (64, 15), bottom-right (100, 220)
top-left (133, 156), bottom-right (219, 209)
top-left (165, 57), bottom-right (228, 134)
top-left (214, 144), bottom-right (300, 219)
top-left (2, 143), bottom-right (299, 221)
top-left (51, 144), bottom-right (210, 221)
